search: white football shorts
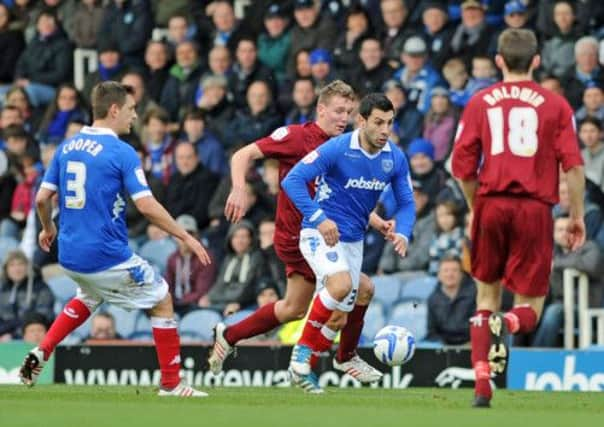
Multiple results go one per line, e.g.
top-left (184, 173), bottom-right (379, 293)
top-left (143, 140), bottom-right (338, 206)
top-left (299, 228), bottom-right (363, 313)
top-left (63, 254), bottom-right (169, 311)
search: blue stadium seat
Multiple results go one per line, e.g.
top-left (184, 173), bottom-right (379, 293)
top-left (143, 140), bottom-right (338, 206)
top-left (138, 238), bottom-right (177, 274)
top-left (105, 305), bottom-right (141, 339)
top-left (371, 275), bottom-right (403, 313)
top-left (400, 275), bottom-right (438, 302)
top-left (0, 236), bottom-right (19, 263)
top-left (224, 309), bottom-right (255, 326)
top-left (388, 301), bottom-right (428, 341)
top-left (180, 309), bottom-right (223, 341)
top-left (360, 301), bottom-right (386, 346)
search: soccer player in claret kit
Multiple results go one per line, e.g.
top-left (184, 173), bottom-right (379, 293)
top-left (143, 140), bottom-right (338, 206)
top-left (452, 29), bottom-right (586, 408)
top-left (19, 82), bottom-right (212, 397)
top-left (282, 93), bottom-right (415, 391)
top-left (209, 81), bottom-right (391, 384)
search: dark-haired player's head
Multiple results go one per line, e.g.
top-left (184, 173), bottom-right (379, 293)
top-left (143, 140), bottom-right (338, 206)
top-left (496, 28), bottom-right (539, 76)
top-left (315, 80), bottom-right (356, 137)
top-left (91, 81), bottom-right (137, 134)
top-left (358, 93), bottom-right (395, 152)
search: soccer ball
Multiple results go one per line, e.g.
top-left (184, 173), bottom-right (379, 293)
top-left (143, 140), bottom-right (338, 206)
top-left (373, 325), bottom-right (416, 366)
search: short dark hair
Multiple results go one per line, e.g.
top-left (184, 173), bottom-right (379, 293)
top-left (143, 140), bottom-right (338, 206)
top-left (143, 107), bottom-right (170, 125)
top-left (497, 28), bottom-right (538, 73)
top-left (579, 116), bottom-right (602, 131)
top-left (439, 253), bottom-right (462, 266)
top-left (2, 124), bottom-right (28, 140)
top-left (183, 108), bottom-right (206, 122)
top-left (22, 312), bottom-right (49, 331)
top-left (358, 93), bottom-right (394, 119)
top-left (90, 81), bottom-right (134, 120)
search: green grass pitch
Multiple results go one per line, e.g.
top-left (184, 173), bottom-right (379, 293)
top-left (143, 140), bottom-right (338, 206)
top-left (0, 386), bottom-right (601, 427)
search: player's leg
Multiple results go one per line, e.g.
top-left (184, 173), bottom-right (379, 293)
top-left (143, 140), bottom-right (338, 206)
top-left (20, 274), bottom-right (101, 387)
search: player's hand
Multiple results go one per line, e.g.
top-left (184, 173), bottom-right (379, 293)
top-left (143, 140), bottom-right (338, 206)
top-left (391, 234), bottom-right (408, 258)
top-left (567, 216), bottom-right (586, 251)
top-left (224, 186), bottom-right (247, 223)
top-left (380, 219), bottom-right (396, 241)
top-left (224, 302), bottom-right (240, 316)
top-left (318, 218), bottom-right (340, 247)
top-left (38, 224), bottom-right (57, 252)
top-left (183, 234), bottom-right (212, 266)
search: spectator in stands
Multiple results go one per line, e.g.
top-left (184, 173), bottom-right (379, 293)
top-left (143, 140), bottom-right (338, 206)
top-left (466, 55), bottom-right (498, 96)
top-left (165, 14), bottom-right (195, 57)
top-left (227, 80), bottom-right (282, 147)
top-left (37, 84), bottom-right (89, 146)
top-left (563, 36), bottom-right (604, 109)
top-left (258, 217), bottom-right (286, 296)
top-left (14, 8), bottom-right (72, 108)
top-left (540, 0), bottom-right (580, 79)
top-left (443, 57), bottom-right (470, 108)
top-left (532, 216), bottom-right (604, 347)
top-left (0, 149), bottom-right (17, 222)
top-left (575, 83), bottom-right (604, 123)
top-left (487, 0), bottom-right (530, 56)
top-left (447, 0), bottom-right (491, 68)
top-left (0, 105), bottom-right (25, 143)
top-left (208, 220), bottom-right (266, 316)
top-left (196, 74), bottom-right (234, 143)
top-left (285, 77), bottom-right (316, 125)
top-left (165, 214), bottom-right (216, 315)
top-left (144, 41), bottom-right (170, 103)
top-left (228, 37), bottom-right (276, 109)
top-left (141, 108), bottom-right (176, 185)
top-left (422, 87), bottom-right (457, 162)
top-left (21, 312), bottom-right (49, 344)
top-left (207, 0), bottom-right (244, 52)
top-left (88, 312), bottom-right (120, 340)
top-left (261, 158), bottom-right (280, 198)
top-left (3, 86), bottom-right (36, 130)
top-left (379, 0), bottom-right (416, 69)
top-left (258, 3), bottom-right (291, 85)
top-left (332, 4), bottom-right (373, 74)
top-left (554, 176), bottom-right (602, 240)
top-left (288, 0), bottom-right (337, 75)
top-left (0, 250), bottom-right (54, 340)
top-left (181, 108), bottom-right (227, 176)
top-left (579, 117), bottom-right (604, 196)
top-left (383, 79), bottom-right (423, 150)
top-left (83, 40), bottom-right (127, 105)
top-left (347, 38), bottom-right (395, 97)
top-left (378, 180), bottom-right (435, 275)
top-left (26, 0), bottom-right (78, 43)
top-left (394, 35), bottom-right (444, 114)
top-left (165, 142), bottom-right (219, 230)
top-left (407, 138), bottom-right (447, 203)
top-left (205, 45), bottom-right (232, 80)
top-left (420, 2), bottom-right (454, 70)
top-left (428, 201), bottom-right (464, 275)
top-left (121, 71), bottom-right (159, 138)
top-left (0, 3), bottom-right (25, 98)
top-left (9, 0), bottom-right (37, 33)
top-left (539, 74), bottom-right (565, 96)
top-left (160, 40), bottom-right (204, 122)
top-left (152, 0), bottom-right (188, 28)
top-left (98, 0), bottom-right (153, 68)
top-left (427, 254), bottom-right (476, 345)
top-left (309, 48), bottom-right (336, 90)
top-left (71, 0), bottom-right (104, 49)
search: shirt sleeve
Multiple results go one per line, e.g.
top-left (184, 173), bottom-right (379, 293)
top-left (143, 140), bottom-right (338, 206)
top-left (121, 145), bottom-right (152, 200)
top-left (555, 99), bottom-right (584, 172)
top-left (281, 139), bottom-right (339, 228)
top-left (255, 126), bottom-right (300, 160)
top-left (390, 151), bottom-right (416, 240)
top-left (40, 147), bottom-right (61, 192)
top-left (451, 98), bottom-right (483, 181)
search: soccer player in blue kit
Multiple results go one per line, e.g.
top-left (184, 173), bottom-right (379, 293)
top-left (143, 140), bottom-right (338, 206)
top-left (18, 82), bottom-right (211, 397)
top-left (282, 93), bottom-right (416, 392)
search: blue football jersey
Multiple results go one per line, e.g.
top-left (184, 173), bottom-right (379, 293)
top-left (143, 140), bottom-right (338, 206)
top-left (41, 126), bottom-right (152, 273)
top-left (282, 129), bottom-right (416, 242)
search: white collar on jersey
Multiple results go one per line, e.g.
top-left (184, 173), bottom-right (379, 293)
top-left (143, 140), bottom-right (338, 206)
top-left (81, 126), bottom-right (118, 138)
top-left (349, 129), bottom-right (391, 159)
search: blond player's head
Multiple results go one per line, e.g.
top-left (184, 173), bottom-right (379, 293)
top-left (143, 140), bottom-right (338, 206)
top-left (496, 28), bottom-right (539, 76)
top-left (315, 80), bottom-right (356, 136)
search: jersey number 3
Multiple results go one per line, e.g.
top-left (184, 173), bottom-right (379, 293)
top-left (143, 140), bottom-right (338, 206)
top-left (65, 161), bottom-right (86, 209)
top-left (487, 106), bottom-right (538, 157)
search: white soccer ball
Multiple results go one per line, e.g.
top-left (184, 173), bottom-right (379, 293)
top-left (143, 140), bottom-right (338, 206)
top-left (373, 325), bottom-right (416, 366)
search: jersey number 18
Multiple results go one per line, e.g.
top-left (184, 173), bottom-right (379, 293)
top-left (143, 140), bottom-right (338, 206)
top-left (487, 106), bottom-right (538, 157)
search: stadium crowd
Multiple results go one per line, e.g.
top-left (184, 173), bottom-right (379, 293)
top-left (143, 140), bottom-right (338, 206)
top-left (0, 0), bottom-right (603, 348)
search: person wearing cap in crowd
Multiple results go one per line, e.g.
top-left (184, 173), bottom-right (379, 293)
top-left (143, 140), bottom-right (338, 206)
top-left (394, 35), bottom-right (444, 114)
top-left (407, 137), bottom-right (447, 203)
top-left (288, 0), bottom-right (338, 76)
top-left (420, 1), bottom-right (455, 70)
top-left (487, 0), bottom-right (530, 56)
top-left (258, 3), bottom-right (292, 85)
top-left (423, 86), bottom-right (458, 162)
top-left (383, 78), bottom-right (423, 149)
top-left (379, 0), bottom-right (417, 69)
top-left (447, 0), bottom-right (491, 68)
top-left (345, 37), bottom-right (395, 97)
top-left (575, 81), bottom-right (604, 123)
top-left (541, 0), bottom-right (581, 80)
top-left (309, 48), bottom-right (337, 89)
top-left (165, 214), bottom-right (216, 316)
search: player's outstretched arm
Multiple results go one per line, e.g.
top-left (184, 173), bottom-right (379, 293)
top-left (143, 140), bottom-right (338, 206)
top-left (565, 166), bottom-right (586, 251)
top-left (225, 143), bottom-right (265, 223)
top-left (135, 196), bottom-right (211, 265)
top-left (369, 211), bottom-right (395, 240)
top-left (35, 187), bottom-right (57, 252)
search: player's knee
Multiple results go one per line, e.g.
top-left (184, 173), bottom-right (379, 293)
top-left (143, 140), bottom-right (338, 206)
top-left (326, 271), bottom-right (353, 301)
top-left (357, 279), bottom-right (375, 305)
top-left (280, 300), bottom-right (307, 321)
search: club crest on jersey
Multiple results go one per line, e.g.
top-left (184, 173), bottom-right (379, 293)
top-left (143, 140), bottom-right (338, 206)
top-left (135, 168), bottom-right (148, 187)
top-left (326, 251), bottom-right (338, 262)
top-left (270, 126), bottom-right (289, 141)
top-left (382, 159), bottom-right (393, 173)
top-left (302, 150), bottom-right (319, 164)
